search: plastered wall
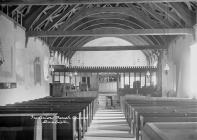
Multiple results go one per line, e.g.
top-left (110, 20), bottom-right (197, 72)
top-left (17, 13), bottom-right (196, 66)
top-left (71, 50), bottom-right (147, 67)
top-left (163, 35), bottom-right (194, 97)
top-left (71, 37), bottom-right (148, 67)
top-left (0, 13), bottom-right (50, 105)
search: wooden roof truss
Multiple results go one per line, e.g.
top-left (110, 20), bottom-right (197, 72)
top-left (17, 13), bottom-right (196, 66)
top-left (1, 0), bottom-right (197, 61)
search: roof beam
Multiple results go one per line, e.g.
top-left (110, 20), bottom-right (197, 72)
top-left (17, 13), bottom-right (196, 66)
top-left (44, 5), bottom-right (77, 30)
top-left (169, 3), bottom-right (193, 26)
top-left (140, 4), bottom-right (173, 28)
top-left (32, 5), bottom-right (62, 29)
top-left (26, 28), bottom-right (193, 37)
top-left (1, 0), bottom-right (197, 5)
top-left (57, 7), bottom-right (165, 36)
top-left (23, 6), bottom-right (46, 29)
top-left (154, 3), bottom-right (184, 27)
top-left (51, 45), bottom-right (165, 51)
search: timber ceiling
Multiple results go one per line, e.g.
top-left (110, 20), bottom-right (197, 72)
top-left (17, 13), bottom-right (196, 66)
top-left (0, 0), bottom-right (197, 62)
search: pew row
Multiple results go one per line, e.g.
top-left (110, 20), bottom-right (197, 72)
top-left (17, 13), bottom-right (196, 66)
top-left (123, 97), bottom-right (197, 140)
top-left (142, 122), bottom-right (197, 140)
top-left (0, 113), bottom-right (57, 140)
top-left (0, 96), bottom-right (98, 140)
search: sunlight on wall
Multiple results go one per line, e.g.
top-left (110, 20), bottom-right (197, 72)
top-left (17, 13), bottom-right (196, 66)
top-left (84, 37), bottom-right (131, 46)
top-left (190, 43), bottom-right (197, 98)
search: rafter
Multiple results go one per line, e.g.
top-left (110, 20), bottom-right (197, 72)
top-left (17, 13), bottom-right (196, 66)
top-left (56, 6), bottom-right (167, 50)
top-left (70, 21), bottom-right (164, 45)
top-left (26, 28), bottom-right (193, 37)
top-left (32, 5), bottom-right (62, 29)
top-left (51, 45), bottom-right (165, 51)
top-left (48, 5), bottom-right (82, 47)
top-left (154, 3), bottom-right (184, 27)
top-left (169, 3), bottom-right (193, 26)
top-left (51, 6), bottom-right (164, 49)
top-left (1, 0), bottom-right (197, 5)
top-left (58, 7), bottom-right (165, 31)
top-left (52, 37), bottom-right (64, 48)
top-left (23, 6), bottom-right (46, 29)
top-left (44, 5), bottom-right (77, 30)
top-left (140, 4), bottom-right (173, 27)
top-left (11, 5), bottom-right (24, 14)
top-left (72, 18), bottom-right (142, 30)
top-left (53, 7), bottom-right (168, 45)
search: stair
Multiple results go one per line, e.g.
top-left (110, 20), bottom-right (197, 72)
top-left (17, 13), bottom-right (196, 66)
top-left (83, 109), bottom-right (134, 140)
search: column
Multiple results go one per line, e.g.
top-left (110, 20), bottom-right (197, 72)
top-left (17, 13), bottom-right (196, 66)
top-left (129, 72), bottom-right (130, 87)
top-left (145, 72), bottom-right (147, 87)
top-left (123, 72), bottom-right (125, 88)
top-left (117, 73), bottom-right (119, 91)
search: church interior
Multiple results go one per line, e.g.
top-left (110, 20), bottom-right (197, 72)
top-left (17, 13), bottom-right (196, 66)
top-left (0, 0), bottom-right (197, 140)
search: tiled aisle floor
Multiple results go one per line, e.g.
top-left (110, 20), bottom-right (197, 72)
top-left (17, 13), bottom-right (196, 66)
top-left (83, 109), bottom-right (135, 140)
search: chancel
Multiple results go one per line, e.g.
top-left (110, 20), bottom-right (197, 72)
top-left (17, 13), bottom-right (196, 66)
top-left (0, 0), bottom-right (197, 140)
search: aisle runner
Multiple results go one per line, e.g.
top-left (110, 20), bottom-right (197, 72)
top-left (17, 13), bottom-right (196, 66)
top-left (84, 109), bottom-right (134, 140)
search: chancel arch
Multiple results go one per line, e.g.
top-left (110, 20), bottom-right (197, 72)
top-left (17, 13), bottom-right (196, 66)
top-left (71, 37), bottom-right (150, 66)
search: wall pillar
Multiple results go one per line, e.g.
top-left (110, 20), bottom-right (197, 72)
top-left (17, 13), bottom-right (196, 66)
top-left (193, 8), bottom-right (197, 41)
top-left (117, 73), bottom-right (119, 91)
top-left (193, 24), bottom-right (197, 41)
top-left (161, 50), bottom-right (168, 97)
top-left (156, 51), bottom-right (163, 94)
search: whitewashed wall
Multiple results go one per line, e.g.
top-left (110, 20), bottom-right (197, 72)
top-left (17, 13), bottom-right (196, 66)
top-left (164, 36), bottom-right (194, 98)
top-left (71, 37), bottom-right (148, 67)
top-left (0, 13), bottom-right (50, 105)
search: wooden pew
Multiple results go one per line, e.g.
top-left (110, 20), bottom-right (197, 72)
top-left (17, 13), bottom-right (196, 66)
top-left (124, 98), bottom-right (197, 125)
top-left (135, 109), bottom-right (197, 140)
top-left (125, 102), bottom-right (197, 129)
top-left (124, 99), bottom-right (197, 123)
top-left (0, 96), bottom-right (98, 140)
top-left (0, 113), bottom-right (57, 140)
top-left (0, 103), bottom-right (90, 139)
top-left (0, 108), bottom-right (82, 140)
top-left (138, 116), bottom-right (197, 140)
top-left (13, 96), bottom-right (98, 129)
top-left (8, 96), bottom-right (97, 129)
top-left (125, 99), bottom-right (197, 121)
top-left (124, 98), bottom-right (197, 140)
top-left (125, 102), bottom-right (197, 125)
top-left (142, 122), bottom-right (197, 140)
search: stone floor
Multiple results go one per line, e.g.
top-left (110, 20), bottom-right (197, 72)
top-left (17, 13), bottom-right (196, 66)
top-left (83, 109), bottom-right (135, 140)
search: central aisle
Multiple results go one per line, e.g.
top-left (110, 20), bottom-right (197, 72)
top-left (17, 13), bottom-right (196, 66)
top-left (83, 109), bottom-right (134, 140)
